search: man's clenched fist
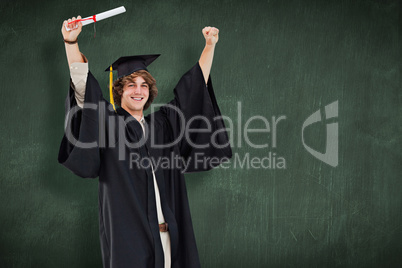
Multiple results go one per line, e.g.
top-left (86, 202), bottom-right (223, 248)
top-left (202, 26), bottom-right (219, 46)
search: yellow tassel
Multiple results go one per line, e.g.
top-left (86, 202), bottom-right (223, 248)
top-left (109, 66), bottom-right (116, 111)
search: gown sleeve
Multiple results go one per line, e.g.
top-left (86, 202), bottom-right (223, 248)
top-left (159, 62), bottom-right (232, 172)
top-left (58, 72), bottom-right (105, 178)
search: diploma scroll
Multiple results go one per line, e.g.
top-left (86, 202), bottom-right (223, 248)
top-left (65, 6), bottom-right (126, 31)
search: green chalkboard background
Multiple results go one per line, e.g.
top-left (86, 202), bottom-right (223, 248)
top-left (0, 0), bottom-right (400, 267)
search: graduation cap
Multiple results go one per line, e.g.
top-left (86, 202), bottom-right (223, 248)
top-left (105, 54), bottom-right (160, 110)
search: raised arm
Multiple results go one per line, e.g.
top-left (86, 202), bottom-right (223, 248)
top-left (61, 16), bottom-right (86, 66)
top-left (198, 26), bottom-right (219, 84)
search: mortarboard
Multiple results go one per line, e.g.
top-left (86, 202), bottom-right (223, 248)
top-left (105, 54), bottom-right (160, 110)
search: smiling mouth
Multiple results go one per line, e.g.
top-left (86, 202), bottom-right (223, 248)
top-left (131, 97), bottom-right (144, 102)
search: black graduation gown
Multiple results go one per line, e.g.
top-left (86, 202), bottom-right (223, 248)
top-left (58, 62), bottom-right (232, 268)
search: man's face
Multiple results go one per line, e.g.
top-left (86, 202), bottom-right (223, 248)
top-left (120, 76), bottom-right (150, 115)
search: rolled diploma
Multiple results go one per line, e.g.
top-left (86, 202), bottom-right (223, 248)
top-left (65, 6), bottom-right (126, 31)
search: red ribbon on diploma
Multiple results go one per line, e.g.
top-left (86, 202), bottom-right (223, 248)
top-left (68, 15), bottom-right (97, 24)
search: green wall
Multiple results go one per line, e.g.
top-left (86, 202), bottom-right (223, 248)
top-left (0, 0), bottom-right (400, 267)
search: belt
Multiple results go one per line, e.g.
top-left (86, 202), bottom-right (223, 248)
top-left (159, 222), bottom-right (168, 232)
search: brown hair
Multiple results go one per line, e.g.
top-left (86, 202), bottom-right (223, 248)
top-left (112, 70), bottom-right (158, 110)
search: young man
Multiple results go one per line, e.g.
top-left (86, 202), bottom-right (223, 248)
top-left (59, 17), bottom-right (232, 268)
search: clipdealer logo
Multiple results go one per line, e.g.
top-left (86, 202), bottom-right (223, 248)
top-left (64, 100), bottom-right (339, 170)
top-left (302, 100), bottom-right (338, 167)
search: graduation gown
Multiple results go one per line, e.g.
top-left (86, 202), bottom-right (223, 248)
top-left (58, 62), bottom-right (232, 268)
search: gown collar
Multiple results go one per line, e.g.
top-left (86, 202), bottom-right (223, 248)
top-left (115, 106), bottom-right (145, 138)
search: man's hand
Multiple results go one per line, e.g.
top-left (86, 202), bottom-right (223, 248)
top-left (61, 16), bottom-right (83, 42)
top-left (199, 26), bottom-right (219, 83)
top-left (62, 16), bottom-right (85, 66)
top-left (202, 26), bottom-right (219, 46)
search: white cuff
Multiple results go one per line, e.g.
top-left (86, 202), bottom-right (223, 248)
top-left (70, 62), bottom-right (89, 108)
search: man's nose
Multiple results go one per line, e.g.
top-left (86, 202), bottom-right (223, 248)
top-left (134, 86), bottom-right (141, 94)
